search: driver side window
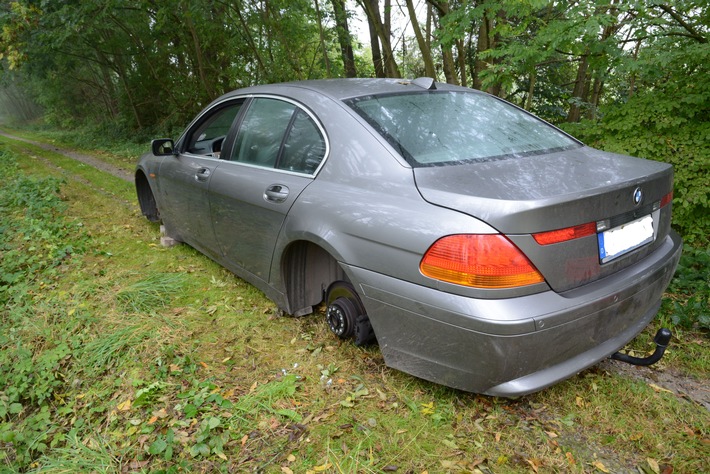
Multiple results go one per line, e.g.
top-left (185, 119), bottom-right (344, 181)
top-left (186, 101), bottom-right (244, 157)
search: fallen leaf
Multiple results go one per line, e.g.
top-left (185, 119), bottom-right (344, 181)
top-left (382, 466), bottom-right (398, 472)
top-left (147, 416), bottom-right (158, 425)
top-left (592, 460), bottom-right (610, 473)
top-left (281, 468), bottom-right (294, 474)
top-left (241, 434), bottom-right (248, 446)
top-left (287, 454), bottom-right (296, 463)
top-left (495, 432), bottom-right (501, 442)
top-left (526, 458), bottom-right (540, 473)
top-left (566, 452), bottom-right (575, 465)
top-left (117, 399), bottom-right (132, 411)
top-left (646, 458), bottom-right (661, 474)
top-left (629, 432), bottom-right (644, 441)
top-left (648, 383), bottom-right (672, 393)
top-left (312, 463), bottom-right (332, 472)
top-left (545, 430), bottom-right (558, 438)
top-left (199, 361), bottom-right (209, 369)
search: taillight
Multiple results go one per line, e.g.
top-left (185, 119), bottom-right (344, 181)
top-left (532, 222), bottom-right (596, 246)
top-left (660, 191), bottom-right (673, 208)
top-left (420, 234), bottom-right (545, 289)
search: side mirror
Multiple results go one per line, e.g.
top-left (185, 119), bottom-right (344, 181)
top-left (151, 138), bottom-right (176, 156)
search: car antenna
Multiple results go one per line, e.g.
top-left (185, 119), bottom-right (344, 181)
top-left (412, 77), bottom-right (437, 90)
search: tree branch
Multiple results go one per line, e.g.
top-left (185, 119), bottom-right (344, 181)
top-left (656, 4), bottom-right (708, 43)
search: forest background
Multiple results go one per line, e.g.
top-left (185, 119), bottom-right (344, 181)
top-left (0, 0), bottom-right (708, 246)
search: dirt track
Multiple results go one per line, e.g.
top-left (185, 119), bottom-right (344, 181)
top-left (0, 130), bottom-right (133, 182)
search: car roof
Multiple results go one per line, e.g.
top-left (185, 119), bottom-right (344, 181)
top-left (217, 78), bottom-right (470, 103)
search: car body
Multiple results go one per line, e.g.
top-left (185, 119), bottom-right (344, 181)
top-left (135, 78), bottom-right (682, 397)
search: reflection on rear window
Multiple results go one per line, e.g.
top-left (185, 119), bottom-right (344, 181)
top-left (345, 91), bottom-right (580, 166)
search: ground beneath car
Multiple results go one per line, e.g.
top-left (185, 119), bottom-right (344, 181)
top-left (599, 359), bottom-right (710, 411)
top-left (2, 129), bottom-right (707, 413)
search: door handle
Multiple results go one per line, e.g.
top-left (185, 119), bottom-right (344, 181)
top-left (264, 184), bottom-right (289, 203)
top-left (194, 168), bottom-right (211, 182)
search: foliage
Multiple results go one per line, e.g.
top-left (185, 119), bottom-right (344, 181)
top-left (1, 0), bottom-right (336, 130)
top-left (562, 40), bottom-right (710, 244)
top-left (0, 150), bottom-right (87, 466)
top-left (662, 245), bottom-right (710, 331)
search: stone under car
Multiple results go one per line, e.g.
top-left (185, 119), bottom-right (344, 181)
top-left (135, 78), bottom-right (682, 397)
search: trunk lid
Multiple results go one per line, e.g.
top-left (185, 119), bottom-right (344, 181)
top-left (414, 146), bottom-right (674, 292)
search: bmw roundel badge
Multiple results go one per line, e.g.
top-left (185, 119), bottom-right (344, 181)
top-left (632, 186), bottom-right (643, 206)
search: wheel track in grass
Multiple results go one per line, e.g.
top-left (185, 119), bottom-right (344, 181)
top-left (0, 130), bottom-right (136, 212)
top-left (2, 128), bottom-right (708, 412)
top-left (0, 130), bottom-right (133, 182)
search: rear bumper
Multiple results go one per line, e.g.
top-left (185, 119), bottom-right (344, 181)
top-left (348, 230), bottom-right (682, 397)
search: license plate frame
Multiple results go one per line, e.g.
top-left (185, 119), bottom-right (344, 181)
top-left (598, 214), bottom-right (655, 263)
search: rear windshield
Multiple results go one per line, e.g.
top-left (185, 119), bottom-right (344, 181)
top-left (345, 91), bottom-right (580, 166)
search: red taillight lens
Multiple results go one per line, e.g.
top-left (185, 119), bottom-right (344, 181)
top-left (660, 191), bottom-right (673, 208)
top-left (532, 222), bottom-right (597, 246)
top-left (420, 234), bottom-right (545, 289)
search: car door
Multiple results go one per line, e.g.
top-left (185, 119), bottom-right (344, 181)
top-left (157, 100), bottom-right (245, 255)
top-left (208, 96), bottom-right (328, 283)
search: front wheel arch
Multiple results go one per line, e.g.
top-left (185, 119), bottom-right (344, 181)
top-left (135, 170), bottom-right (160, 222)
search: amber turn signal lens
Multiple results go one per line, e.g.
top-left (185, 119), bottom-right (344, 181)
top-left (532, 222), bottom-right (597, 246)
top-left (420, 234), bottom-right (545, 289)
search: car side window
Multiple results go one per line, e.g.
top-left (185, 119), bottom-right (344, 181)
top-left (186, 101), bottom-right (243, 157)
top-left (230, 98), bottom-right (327, 174)
top-left (231, 98), bottom-right (295, 167)
top-left (277, 109), bottom-right (327, 174)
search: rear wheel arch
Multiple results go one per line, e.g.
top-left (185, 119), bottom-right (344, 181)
top-left (280, 240), bottom-right (376, 345)
top-left (135, 170), bottom-right (160, 222)
top-left (280, 240), bottom-right (345, 316)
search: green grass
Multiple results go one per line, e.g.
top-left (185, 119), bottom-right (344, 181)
top-left (0, 133), bottom-right (708, 473)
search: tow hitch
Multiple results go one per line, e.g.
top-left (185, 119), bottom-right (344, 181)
top-left (611, 328), bottom-right (672, 366)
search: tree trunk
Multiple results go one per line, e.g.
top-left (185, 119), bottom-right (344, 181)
top-left (566, 54), bottom-right (589, 123)
top-left (359, 0), bottom-right (401, 77)
top-left (330, 0), bottom-right (357, 77)
top-left (456, 38), bottom-right (467, 86)
top-left (473, 14), bottom-right (493, 90)
top-left (313, 0), bottom-right (332, 77)
top-left (525, 71), bottom-right (536, 110)
top-left (405, 0), bottom-right (435, 77)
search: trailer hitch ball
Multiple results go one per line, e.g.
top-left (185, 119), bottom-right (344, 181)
top-left (611, 328), bottom-right (672, 367)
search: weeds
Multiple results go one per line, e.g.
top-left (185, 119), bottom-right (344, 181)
top-left (0, 137), bottom-right (708, 473)
top-left (663, 245), bottom-right (710, 331)
top-left (115, 272), bottom-right (188, 313)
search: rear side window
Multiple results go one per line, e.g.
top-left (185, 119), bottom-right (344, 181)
top-left (346, 91), bottom-right (580, 166)
top-left (278, 110), bottom-right (327, 174)
top-left (230, 97), bottom-right (327, 174)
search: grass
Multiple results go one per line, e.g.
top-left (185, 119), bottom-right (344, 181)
top-left (0, 131), bottom-right (708, 473)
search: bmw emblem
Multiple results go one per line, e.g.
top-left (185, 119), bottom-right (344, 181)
top-left (632, 187), bottom-right (643, 206)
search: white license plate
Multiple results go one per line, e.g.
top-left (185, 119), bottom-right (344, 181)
top-left (598, 215), bottom-right (654, 263)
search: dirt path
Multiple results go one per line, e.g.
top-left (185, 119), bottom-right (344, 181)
top-left (3, 129), bottom-right (708, 412)
top-left (0, 130), bottom-right (133, 182)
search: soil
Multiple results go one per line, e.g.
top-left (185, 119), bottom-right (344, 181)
top-left (599, 359), bottom-right (710, 411)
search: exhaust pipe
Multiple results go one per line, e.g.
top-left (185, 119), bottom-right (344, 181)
top-left (611, 328), bottom-right (672, 366)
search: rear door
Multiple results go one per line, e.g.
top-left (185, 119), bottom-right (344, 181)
top-left (209, 96), bottom-right (328, 283)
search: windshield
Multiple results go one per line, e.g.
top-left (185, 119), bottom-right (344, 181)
top-left (345, 91), bottom-right (580, 166)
